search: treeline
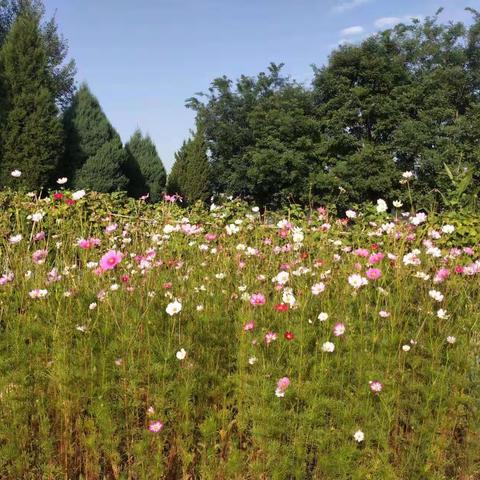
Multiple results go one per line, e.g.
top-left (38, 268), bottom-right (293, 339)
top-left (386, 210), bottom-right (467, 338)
top-left (0, 0), bottom-right (166, 200)
top-left (176, 7), bottom-right (480, 209)
top-left (1, 2), bottom-right (480, 209)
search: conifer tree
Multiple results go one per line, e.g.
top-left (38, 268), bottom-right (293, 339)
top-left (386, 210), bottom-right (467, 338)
top-left (74, 137), bottom-right (128, 193)
top-left (168, 127), bottom-right (211, 204)
top-left (124, 129), bottom-right (166, 202)
top-left (0, 7), bottom-right (63, 190)
top-left (61, 84), bottom-right (126, 191)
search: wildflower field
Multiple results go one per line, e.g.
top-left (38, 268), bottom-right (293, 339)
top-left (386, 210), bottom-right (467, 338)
top-left (0, 189), bottom-right (479, 480)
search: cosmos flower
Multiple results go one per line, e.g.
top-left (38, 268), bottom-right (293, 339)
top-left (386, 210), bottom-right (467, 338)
top-left (56, 177), bottom-right (68, 184)
top-left (369, 380), bottom-right (383, 394)
top-left (99, 250), bottom-right (123, 271)
top-left (275, 377), bottom-right (290, 397)
top-left (353, 430), bottom-right (365, 442)
top-left (311, 282), bottom-right (326, 295)
top-left (10, 169), bottom-right (21, 177)
top-left (333, 323), bottom-right (345, 337)
top-left (321, 341), bottom-right (335, 352)
top-left (148, 420), bottom-right (164, 433)
top-left (72, 190), bottom-right (86, 200)
top-left (166, 300), bottom-right (182, 316)
top-left (250, 293), bottom-right (266, 306)
top-left (348, 274), bottom-right (368, 289)
top-left (365, 268), bottom-right (382, 280)
top-left (176, 348), bottom-right (187, 360)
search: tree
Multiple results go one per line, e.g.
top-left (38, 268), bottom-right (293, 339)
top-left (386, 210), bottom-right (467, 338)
top-left (124, 129), bottom-right (166, 202)
top-left (0, 7), bottom-right (63, 190)
top-left (60, 84), bottom-right (125, 190)
top-left (0, 0), bottom-right (75, 108)
top-left (74, 137), bottom-right (128, 193)
top-left (168, 127), bottom-right (211, 204)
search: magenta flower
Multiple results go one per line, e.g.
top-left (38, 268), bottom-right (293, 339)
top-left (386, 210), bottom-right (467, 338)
top-left (264, 331), bottom-right (278, 345)
top-left (366, 268), bottom-right (382, 280)
top-left (243, 321), bottom-right (255, 331)
top-left (275, 377), bottom-right (290, 397)
top-left (148, 420), bottom-right (164, 433)
top-left (333, 322), bottom-right (346, 337)
top-left (32, 249), bottom-right (48, 265)
top-left (250, 293), bottom-right (266, 306)
top-left (368, 252), bottom-right (384, 264)
top-left (99, 250), bottom-right (123, 271)
top-left (369, 380), bottom-right (383, 394)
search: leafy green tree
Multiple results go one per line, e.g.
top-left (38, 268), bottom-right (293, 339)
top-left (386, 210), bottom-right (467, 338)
top-left (124, 129), bottom-right (166, 202)
top-left (0, 7), bottom-right (63, 190)
top-left (167, 140), bottom-right (188, 197)
top-left (75, 137), bottom-right (128, 193)
top-left (60, 84), bottom-right (124, 189)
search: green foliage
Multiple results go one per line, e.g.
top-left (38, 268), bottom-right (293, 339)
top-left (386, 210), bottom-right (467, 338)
top-left (124, 129), bottom-right (166, 202)
top-left (74, 138), bottom-right (128, 193)
top-left (168, 126), bottom-right (211, 204)
top-left (0, 190), bottom-right (478, 478)
top-left (0, 6), bottom-right (63, 190)
top-left (60, 84), bottom-right (124, 189)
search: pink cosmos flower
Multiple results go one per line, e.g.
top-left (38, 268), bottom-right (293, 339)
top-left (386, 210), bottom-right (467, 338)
top-left (205, 233), bottom-right (217, 242)
top-left (353, 248), bottom-right (370, 257)
top-left (104, 223), bottom-right (118, 234)
top-left (264, 331), bottom-right (278, 345)
top-left (311, 282), bottom-right (326, 295)
top-left (250, 293), bottom-right (266, 306)
top-left (379, 310), bottom-right (390, 318)
top-left (148, 420), bottom-right (164, 433)
top-left (34, 231), bottom-right (46, 242)
top-left (333, 322), bottom-right (346, 337)
top-left (275, 377), bottom-right (290, 397)
top-left (368, 252), bottom-right (384, 264)
top-left (433, 268), bottom-right (450, 284)
top-left (243, 321), bottom-right (255, 331)
top-left (99, 250), bottom-right (123, 271)
top-left (32, 249), bottom-right (48, 265)
top-left (369, 380), bottom-right (383, 394)
top-left (366, 268), bottom-right (382, 280)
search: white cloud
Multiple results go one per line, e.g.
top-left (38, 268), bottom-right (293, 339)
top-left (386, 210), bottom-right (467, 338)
top-left (340, 25), bottom-right (365, 36)
top-left (374, 14), bottom-right (424, 29)
top-left (374, 16), bottom-right (401, 28)
top-left (333, 0), bottom-right (372, 14)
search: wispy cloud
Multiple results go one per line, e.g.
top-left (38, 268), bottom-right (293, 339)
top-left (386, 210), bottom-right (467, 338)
top-left (340, 25), bottom-right (364, 36)
top-left (332, 0), bottom-right (372, 14)
top-left (374, 14), bottom-right (423, 29)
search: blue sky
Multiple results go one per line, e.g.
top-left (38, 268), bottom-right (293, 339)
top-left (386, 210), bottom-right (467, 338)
top-left (44, 0), bottom-right (473, 170)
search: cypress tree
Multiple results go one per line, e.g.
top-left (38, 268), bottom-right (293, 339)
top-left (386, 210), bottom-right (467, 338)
top-left (168, 127), bottom-right (211, 204)
top-left (124, 129), bottom-right (166, 202)
top-left (0, 7), bottom-right (63, 190)
top-left (75, 137), bottom-right (128, 193)
top-left (61, 83), bottom-right (126, 190)
top-left (167, 139), bottom-right (188, 197)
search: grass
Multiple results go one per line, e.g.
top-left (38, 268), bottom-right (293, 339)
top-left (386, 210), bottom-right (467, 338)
top-left (0, 190), bottom-right (478, 479)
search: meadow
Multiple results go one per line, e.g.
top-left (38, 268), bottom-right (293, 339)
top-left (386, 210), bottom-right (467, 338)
top-left (0, 188), bottom-right (478, 479)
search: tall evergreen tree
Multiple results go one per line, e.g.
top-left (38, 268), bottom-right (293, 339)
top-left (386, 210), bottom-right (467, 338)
top-left (0, 6), bottom-right (63, 190)
top-left (124, 129), bottom-right (166, 202)
top-left (61, 84), bottom-right (127, 191)
top-left (75, 137), bottom-right (128, 193)
top-left (168, 127), bottom-right (211, 204)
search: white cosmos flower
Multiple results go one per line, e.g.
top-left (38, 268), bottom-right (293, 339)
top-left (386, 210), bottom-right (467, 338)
top-left (10, 169), bottom-right (21, 177)
top-left (428, 290), bottom-right (444, 302)
top-left (176, 348), bottom-right (187, 360)
top-left (9, 234), bottom-right (23, 244)
top-left (56, 177), bottom-right (68, 185)
top-left (437, 308), bottom-right (449, 319)
top-left (345, 209), bottom-right (357, 219)
top-left (273, 271), bottom-right (289, 285)
top-left (318, 312), bottom-right (329, 322)
top-left (402, 171), bottom-right (413, 179)
top-left (393, 200), bottom-right (403, 208)
top-left (376, 199), bottom-right (388, 213)
top-left (441, 224), bottom-right (455, 234)
top-left (72, 189), bottom-right (86, 200)
top-left (321, 341), bottom-right (335, 353)
top-left (446, 336), bottom-right (456, 344)
top-left (353, 430), bottom-right (365, 442)
top-left (166, 299), bottom-right (182, 316)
